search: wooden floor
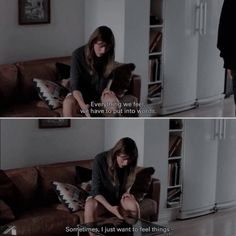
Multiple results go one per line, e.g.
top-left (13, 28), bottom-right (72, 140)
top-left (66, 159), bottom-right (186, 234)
top-left (168, 96), bottom-right (235, 117)
top-left (167, 209), bottom-right (236, 236)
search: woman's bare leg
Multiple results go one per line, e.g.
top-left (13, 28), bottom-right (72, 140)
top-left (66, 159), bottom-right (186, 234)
top-left (84, 198), bottom-right (109, 236)
top-left (62, 95), bottom-right (79, 117)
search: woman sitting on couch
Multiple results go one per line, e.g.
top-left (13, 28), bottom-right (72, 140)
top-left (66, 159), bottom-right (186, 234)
top-left (84, 137), bottom-right (140, 226)
top-left (63, 25), bottom-right (119, 117)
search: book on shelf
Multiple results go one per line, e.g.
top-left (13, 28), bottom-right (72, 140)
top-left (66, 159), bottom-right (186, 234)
top-left (149, 57), bottom-right (161, 82)
top-left (167, 201), bottom-right (180, 208)
top-left (169, 135), bottom-right (182, 157)
top-left (148, 83), bottom-right (162, 97)
top-left (149, 31), bottom-right (162, 53)
top-left (168, 162), bottom-right (181, 186)
top-left (167, 188), bottom-right (181, 201)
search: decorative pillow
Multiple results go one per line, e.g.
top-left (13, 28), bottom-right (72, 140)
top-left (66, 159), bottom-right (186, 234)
top-left (111, 63), bottom-right (136, 98)
top-left (56, 63), bottom-right (71, 80)
top-left (130, 167), bottom-right (155, 202)
top-left (75, 166), bottom-right (92, 183)
top-left (33, 78), bottom-right (69, 110)
top-left (75, 166), bottom-right (92, 192)
top-left (0, 199), bottom-right (15, 223)
top-left (52, 181), bottom-right (89, 213)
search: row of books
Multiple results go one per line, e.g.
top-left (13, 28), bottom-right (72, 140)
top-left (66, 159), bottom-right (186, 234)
top-left (149, 57), bottom-right (161, 82)
top-left (168, 162), bottom-right (181, 187)
top-left (167, 188), bottom-right (181, 208)
top-left (169, 135), bottom-right (182, 157)
top-left (148, 83), bottom-right (162, 98)
top-left (149, 31), bottom-right (162, 53)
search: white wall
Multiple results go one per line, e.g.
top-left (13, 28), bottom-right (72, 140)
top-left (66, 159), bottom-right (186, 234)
top-left (0, 119), bottom-right (104, 169)
top-left (84, 0), bottom-right (125, 62)
top-left (84, 0), bottom-right (149, 101)
top-left (104, 119), bottom-right (145, 166)
top-left (0, 0), bottom-right (85, 64)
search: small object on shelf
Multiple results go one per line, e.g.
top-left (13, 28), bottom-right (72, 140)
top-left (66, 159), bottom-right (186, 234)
top-left (170, 119), bottom-right (183, 130)
top-left (150, 15), bottom-right (162, 25)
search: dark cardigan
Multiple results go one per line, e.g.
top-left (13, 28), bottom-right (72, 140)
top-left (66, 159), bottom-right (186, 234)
top-left (90, 151), bottom-right (130, 205)
top-left (70, 46), bottom-right (112, 103)
top-left (217, 0), bottom-right (236, 69)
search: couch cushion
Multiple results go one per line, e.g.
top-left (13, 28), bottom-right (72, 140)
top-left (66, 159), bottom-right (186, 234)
top-left (0, 199), bottom-right (15, 223)
top-left (13, 207), bottom-right (78, 235)
top-left (0, 64), bottom-right (18, 108)
top-left (111, 63), bottom-right (136, 98)
top-left (0, 101), bottom-right (60, 117)
top-left (56, 62), bottom-right (71, 80)
top-left (0, 169), bottom-right (22, 214)
top-left (5, 167), bottom-right (39, 210)
top-left (130, 167), bottom-right (155, 202)
top-left (139, 198), bottom-right (157, 220)
top-left (37, 165), bottom-right (77, 204)
top-left (16, 56), bottom-right (71, 102)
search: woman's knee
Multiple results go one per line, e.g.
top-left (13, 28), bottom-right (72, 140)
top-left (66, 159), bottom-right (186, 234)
top-left (85, 198), bottom-right (98, 212)
top-left (63, 95), bottom-right (77, 107)
top-left (63, 95), bottom-right (78, 116)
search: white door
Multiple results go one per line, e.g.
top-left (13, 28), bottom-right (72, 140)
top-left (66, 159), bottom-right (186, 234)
top-left (179, 119), bottom-right (218, 219)
top-left (162, 0), bottom-right (199, 113)
top-left (216, 120), bottom-right (236, 209)
top-left (197, 0), bottom-right (225, 103)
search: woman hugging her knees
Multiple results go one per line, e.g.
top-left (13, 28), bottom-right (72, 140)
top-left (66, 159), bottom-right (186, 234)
top-left (84, 137), bottom-right (140, 228)
top-left (63, 26), bottom-right (120, 117)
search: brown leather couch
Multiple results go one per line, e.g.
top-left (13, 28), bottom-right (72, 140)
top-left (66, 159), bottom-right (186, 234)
top-left (0, 57), bottom-right (141, 117)
top-left (0, 160), bottom-right (160, 236)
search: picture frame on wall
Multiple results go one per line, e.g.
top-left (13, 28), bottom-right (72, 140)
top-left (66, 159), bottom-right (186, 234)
top-left (39, 119), bottom-right (71, 128)
top-left (18, 0), bottom-right (51, 25)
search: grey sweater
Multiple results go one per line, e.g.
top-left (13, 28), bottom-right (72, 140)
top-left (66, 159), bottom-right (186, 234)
top-left (90, 151), bottom-right (129, 205)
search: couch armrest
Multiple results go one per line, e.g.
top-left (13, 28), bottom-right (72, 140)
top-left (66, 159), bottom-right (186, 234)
top-left (129, 74), bottom-right (141, 102)
top-left (148, 178), bottom-right (160, 221)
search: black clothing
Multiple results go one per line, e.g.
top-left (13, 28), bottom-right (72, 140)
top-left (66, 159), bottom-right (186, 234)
top-left (90, 151), bottom-right (129, 205)
top-left (70, 46), bottom-right (111, 103)
top-left (231, 70), bottom-right (236, 104)
top-left (217, 0), bottom-right (236, 69)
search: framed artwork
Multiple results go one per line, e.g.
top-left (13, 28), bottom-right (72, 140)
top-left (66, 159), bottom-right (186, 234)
top-left (18, 0), bottom-right (51, 25)
top-left (39, 119), bottom-right (71, 128)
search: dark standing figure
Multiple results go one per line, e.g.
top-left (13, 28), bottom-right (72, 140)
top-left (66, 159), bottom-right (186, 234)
top-left (217, 0), bottom-right (236, 113)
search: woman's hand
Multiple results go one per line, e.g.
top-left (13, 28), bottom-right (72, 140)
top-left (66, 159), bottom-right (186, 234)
top-left (109, 206), bottom-right (124, 219)
top-left (80, 103), bottom-right (91, 117)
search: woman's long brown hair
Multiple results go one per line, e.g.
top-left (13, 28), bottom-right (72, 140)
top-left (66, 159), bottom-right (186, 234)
top-left (107, 137), bottom-right (138, 191)
top-left (85, 26), bottom-right (115, 78)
